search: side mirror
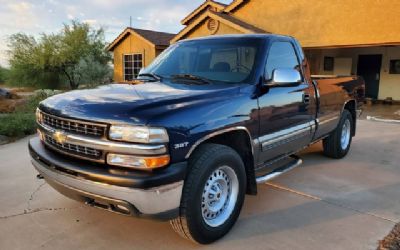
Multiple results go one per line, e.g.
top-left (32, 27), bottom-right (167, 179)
top-left (264, 68), bottom-right (302, 87)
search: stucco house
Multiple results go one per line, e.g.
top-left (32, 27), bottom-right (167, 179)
top-left (107, 27), bottom-right (175, 82)
top-left (172, 0), bottom-right (400, 101)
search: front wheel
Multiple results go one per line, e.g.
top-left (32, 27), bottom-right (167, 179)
top-left (170, 143), bottom-right (246, 244)
top-left (323, 109), bottom-right (353, 158)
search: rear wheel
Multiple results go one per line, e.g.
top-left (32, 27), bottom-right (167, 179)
top-left (170, 143), bottom-right (246, 244)
top-left (323, 110), bottom-right (353, 158)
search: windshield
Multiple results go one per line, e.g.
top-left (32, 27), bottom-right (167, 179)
top-left (140, 38), bottom-right (264, 84)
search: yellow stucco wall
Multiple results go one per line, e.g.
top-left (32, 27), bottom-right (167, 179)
top-left (185, 20), bottom-right (243, 39)
top-left (112, 32), bottom-right (156, 82)
top-left (233, 0), bottom-right (400, 47)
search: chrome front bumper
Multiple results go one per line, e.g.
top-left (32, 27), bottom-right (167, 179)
top-left (32, 157), bottom-right (183, 218)
top-left (29, 137), bottom-right (184, 220)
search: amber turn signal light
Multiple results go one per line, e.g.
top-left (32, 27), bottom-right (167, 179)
top-left (107, 154), bottom-right (170, 170)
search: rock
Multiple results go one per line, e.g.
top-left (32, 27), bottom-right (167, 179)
top-left (0, 88), bottom-right (12, 99)
top-left (0, 98), bottom-right (26, 113)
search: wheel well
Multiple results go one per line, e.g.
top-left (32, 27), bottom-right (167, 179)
top-left (344, 100), bottom-right (356, 136)
top-left (190, 130), bottom-right (257, 195)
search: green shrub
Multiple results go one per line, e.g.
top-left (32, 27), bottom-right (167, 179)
top-left (6, 64), bottom-right (63, 89)
top-left (0, 66), bottom-right (9, 83)
top-left (0, 113), bottom-right (36, 137)
top-left (0, 89), bottom-right (61, 138)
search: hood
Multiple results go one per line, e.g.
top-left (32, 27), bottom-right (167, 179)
top-left (39, 81), bottom-right (242, 125)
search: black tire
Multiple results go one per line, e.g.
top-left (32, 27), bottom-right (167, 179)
top-left (323, 110), bottom-right (353, 159)
top-left (170, 143), bottom-right (246, 244)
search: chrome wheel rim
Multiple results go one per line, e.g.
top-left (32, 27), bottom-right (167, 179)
top-left (201, 165), bottom-right (239, 227)
top-left (340, 119), bottom-right (351, 150)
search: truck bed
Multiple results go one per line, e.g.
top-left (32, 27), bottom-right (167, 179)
top-left (311, 75), bottom-right (365, 139)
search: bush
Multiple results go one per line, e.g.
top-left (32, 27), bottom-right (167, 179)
top-left (0, 89), bottom-right (60, 138)
top-left (74, 55), bottom-right (113, 88)
top-left (0, 66), bottom-right (9, 83)
top-left (6, 64), bottom-right (63, 89)
top-left (0, 113), bottom-right (36, 137)
top-left (32, 89), bottom-right (62, 100)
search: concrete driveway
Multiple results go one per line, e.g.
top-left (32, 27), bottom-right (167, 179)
top-left (1, 120), bottom-right (399, 250)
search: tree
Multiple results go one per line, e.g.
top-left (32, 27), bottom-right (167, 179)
top-left (7, 33), bottom-right (61, 88)
top-left (53, 21), bottom-right (112, 89)
top-left (7, 21), bottom-right (111, 89)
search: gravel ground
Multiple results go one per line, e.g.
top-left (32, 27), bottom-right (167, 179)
top-left (378, 223), bottom-right (400, 250)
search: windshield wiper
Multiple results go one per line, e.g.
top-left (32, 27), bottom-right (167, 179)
top-left (171, 74), bottom-right (211, 85)
top-left (137, 72), bottom-right (162, 82)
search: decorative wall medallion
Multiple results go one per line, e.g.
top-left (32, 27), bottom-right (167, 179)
top-left (207, 18), bottom-right (219, 34)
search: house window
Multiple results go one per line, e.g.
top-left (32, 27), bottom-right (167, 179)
top-left (124, 54), bottom-right (143, 81)
top-left (389, 59), bottom-right (400, 74)
top-left (324, 56), bottom-right (334, 71)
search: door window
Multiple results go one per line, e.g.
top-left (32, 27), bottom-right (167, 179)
top-left (265, 42), bottom-right (300, 79)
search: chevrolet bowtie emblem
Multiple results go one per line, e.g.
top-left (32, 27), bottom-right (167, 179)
top-left (53, 130), bottom-right (67, 144)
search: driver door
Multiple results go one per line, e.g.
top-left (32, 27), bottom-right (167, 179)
top-left (257, 41), bottom-right (315, 165)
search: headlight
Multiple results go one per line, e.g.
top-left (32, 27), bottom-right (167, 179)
top-left (35, 108), bottom-right (42, 124)
top-left (109, 125), bottom-right (169, 143)
top-left (107, 153), bottom-right (170, 169)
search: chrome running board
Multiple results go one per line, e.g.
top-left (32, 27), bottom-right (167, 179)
top-left (256, 155), bottom-right (302, 184)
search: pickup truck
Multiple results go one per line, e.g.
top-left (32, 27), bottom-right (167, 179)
top-left (29, 34), bottom-right (364, 244)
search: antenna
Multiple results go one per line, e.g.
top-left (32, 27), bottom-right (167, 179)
top-left (129, 16), bottom-right (132, 27)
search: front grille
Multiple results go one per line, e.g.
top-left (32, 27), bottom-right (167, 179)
top-left (39, 110), bottom-right (106, 137)
top-left (44, 134), bottom-right (103, 160)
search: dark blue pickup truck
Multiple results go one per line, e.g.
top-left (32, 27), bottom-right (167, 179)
top-left (29, 34), bottom-right (364, 244)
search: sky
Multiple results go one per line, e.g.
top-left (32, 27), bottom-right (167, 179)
top-left (0, 0), bottom-right (232, 67)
